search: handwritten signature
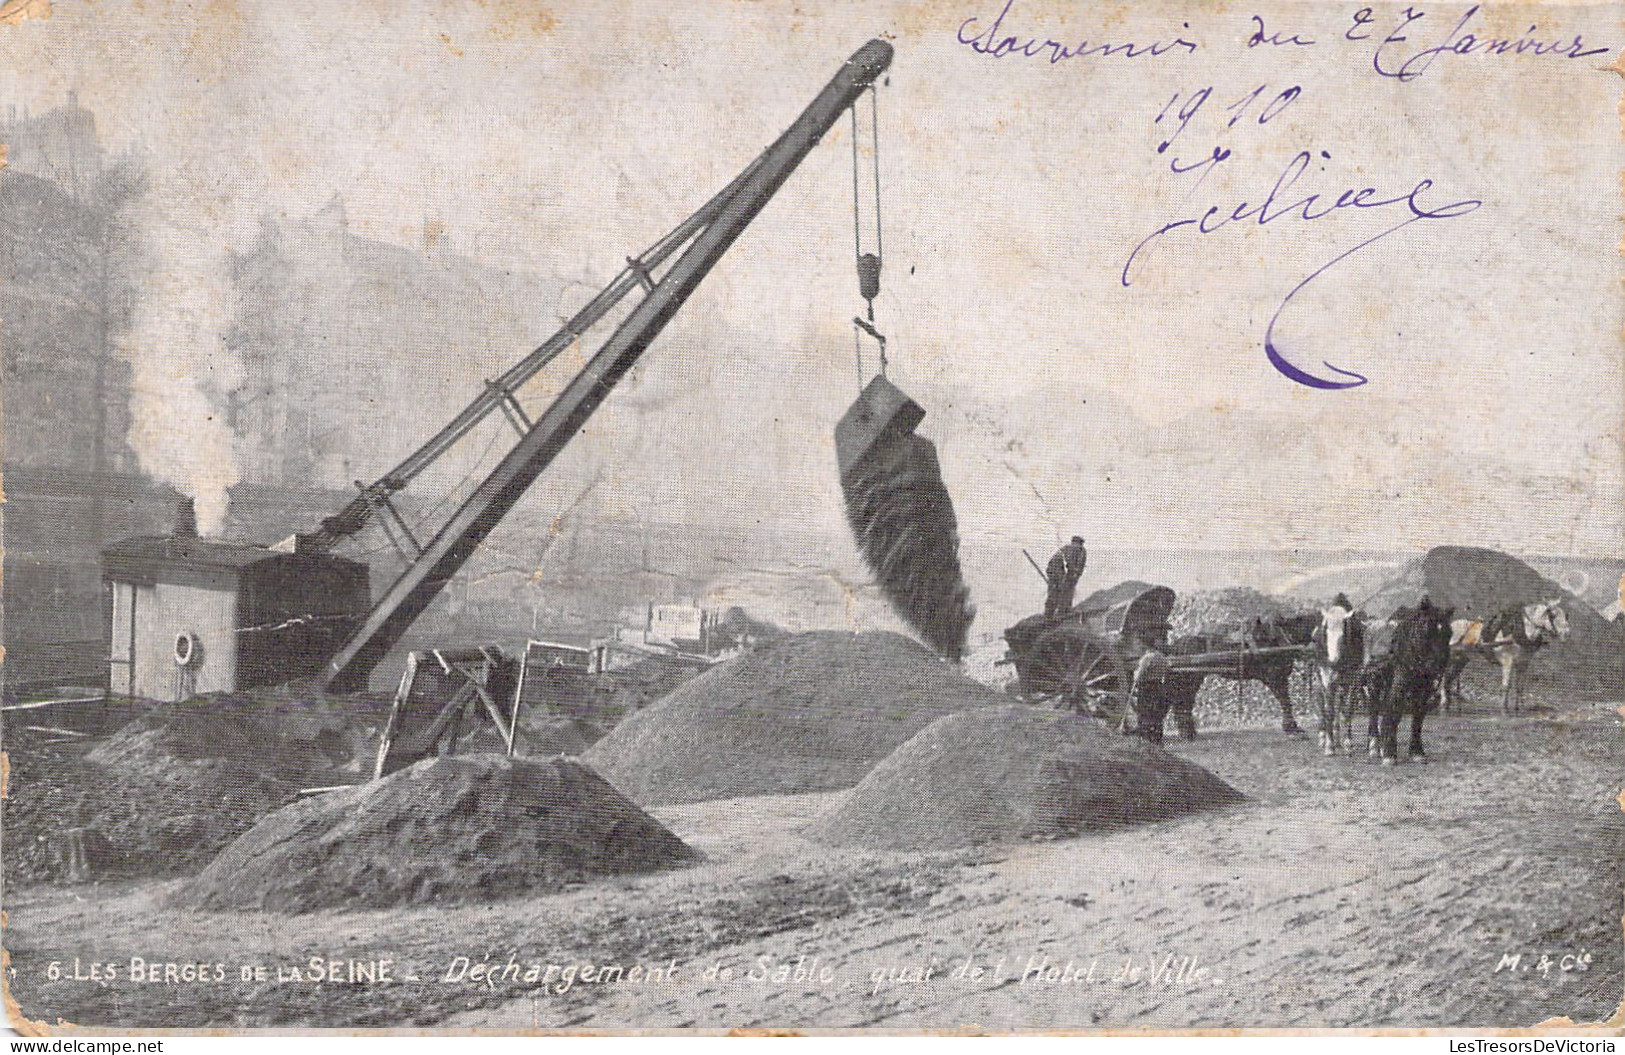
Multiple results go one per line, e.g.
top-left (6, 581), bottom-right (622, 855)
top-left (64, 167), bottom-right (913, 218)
top-left (1122, 151), bottom-right (1482, 389)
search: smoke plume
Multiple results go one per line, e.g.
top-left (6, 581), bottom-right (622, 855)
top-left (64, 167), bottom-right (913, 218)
top-left (121, 195), bottom-right (242, 537)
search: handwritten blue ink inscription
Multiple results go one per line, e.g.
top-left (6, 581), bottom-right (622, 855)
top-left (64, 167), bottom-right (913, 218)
top-left (1121, 152), bottom-right (1481, 389)
top-left (950, 2), bottom-right (1607, 389)
top-left (1348, 4), bottom-right (1611, 80)
top-left (957, 0), bottom-right (1199, 62)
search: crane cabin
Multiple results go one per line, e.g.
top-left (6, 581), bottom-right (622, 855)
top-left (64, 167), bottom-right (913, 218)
top-left (102, 500), bottom-right (371, 700)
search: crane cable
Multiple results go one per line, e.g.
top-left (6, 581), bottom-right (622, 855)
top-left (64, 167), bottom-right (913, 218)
top-left (850, 85), bottom-right (886, 388)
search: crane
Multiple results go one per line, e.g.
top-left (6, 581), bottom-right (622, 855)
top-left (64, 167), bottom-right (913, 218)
top-left (313, 39), bottom-right (896, 694)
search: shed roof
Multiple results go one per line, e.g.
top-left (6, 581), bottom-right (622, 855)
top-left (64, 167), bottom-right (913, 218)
top-left (102, 535), bottom-right (365, 588)
top-left (104, 536), bottom-right (283, 571)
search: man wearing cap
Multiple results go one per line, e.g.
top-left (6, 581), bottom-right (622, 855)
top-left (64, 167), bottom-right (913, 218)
top-left (1044, 536), bottom-right (1088, 619)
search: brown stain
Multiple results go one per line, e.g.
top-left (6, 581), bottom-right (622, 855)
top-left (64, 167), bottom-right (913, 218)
top-left (172, 0), bottom-right (251, 89)
top-left (438, 31), bottom-right (465, 59)
top-left (0, 0), bottom-right (49, 27)
top-left (422, 215), bottom-right (448, 251)
top-left (888, 0), bottom-right (960, 42)
top-left (3, 947), bottom-right (60, 1036)
top-left (479, 0), bottom-right (559, 41)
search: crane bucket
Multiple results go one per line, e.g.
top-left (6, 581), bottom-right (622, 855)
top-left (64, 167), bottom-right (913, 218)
top-left (835, 375), bottom-right (925, 479)
top-left (836, 376), bottom-right (975, 661)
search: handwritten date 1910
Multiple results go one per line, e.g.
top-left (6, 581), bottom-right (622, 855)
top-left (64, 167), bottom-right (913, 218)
top-left (1155, 84), bottom-right (1300, 155)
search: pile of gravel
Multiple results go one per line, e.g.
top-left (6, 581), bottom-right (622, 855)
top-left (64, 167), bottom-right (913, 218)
top-left (1366, 546), bottom-right (1623, 698)
top-left (8, 684), bottom-right (384, 885)
top-left (87, 681), bottom-right (388, 785)
top-left (1170, 588), bottom-right (1311, 638)
top-left (173, 754), bottom-right (697, 913)
top-left (808, 705), bottom-right (1243, 851)
top-left (583, 631), bottom-right (1002, 806)
top-left (3, 745), bottom-right (290, 884)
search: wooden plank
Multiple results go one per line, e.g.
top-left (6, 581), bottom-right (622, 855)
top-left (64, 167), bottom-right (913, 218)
top-left (452, 661), bottom-right (513, 746)
top-left (1167, 644), bottom-right (1309, 666)
top-left (375, 682), bottom-right (475, 778)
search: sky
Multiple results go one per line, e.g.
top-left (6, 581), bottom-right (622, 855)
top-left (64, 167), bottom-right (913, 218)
top-left (1, 0), bottom-right (1620, 610)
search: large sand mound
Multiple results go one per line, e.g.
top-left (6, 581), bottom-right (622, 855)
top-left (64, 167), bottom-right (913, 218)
top-left (810, 705), bottom-right (1244, 851)
top-left (174, 754), bottom-right (696, 913)
top-left (1365, 546), bottom-right (1623, 697)
top-left (6, 684), bottom-right (385, 885)
top-left (583, 631), bottom-right (1002, 806)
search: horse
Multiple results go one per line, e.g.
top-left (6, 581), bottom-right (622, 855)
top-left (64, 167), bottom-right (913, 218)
top-left (1439, 601), bottom-right (1570, 715)
top-left (1311, 603), bottom-right (1366, 755)
top-left (1183, 607), bottom-right (1332, 731)
top-left (1373, 599), bottom-right (1455, 765)
top-left (1347, 614), bottom-right (1397, 757)
top-left (1127, 609), bottom-right (1330, 742)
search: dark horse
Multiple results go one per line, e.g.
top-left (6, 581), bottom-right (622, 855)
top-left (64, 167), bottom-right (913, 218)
top-left (1177, 612), bottom-right (1319, 734)
top-left (1131, 612), bottom-right (1320, 740)
top-left (1372, 598), bottom-right (1454, 765)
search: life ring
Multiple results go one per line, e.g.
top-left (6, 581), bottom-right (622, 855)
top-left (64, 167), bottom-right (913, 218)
top-left (174, 630), bottom-right (201, 668)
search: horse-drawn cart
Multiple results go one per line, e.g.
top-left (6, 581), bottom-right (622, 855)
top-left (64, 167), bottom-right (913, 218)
top-left (1003, 583), bottom-right (1173, 721)
top-left (1002, 582), bottom-right (1315, 728)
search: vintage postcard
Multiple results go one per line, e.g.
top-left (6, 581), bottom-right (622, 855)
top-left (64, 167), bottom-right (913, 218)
top-left (0, 0), bottom-right (1620, 1035)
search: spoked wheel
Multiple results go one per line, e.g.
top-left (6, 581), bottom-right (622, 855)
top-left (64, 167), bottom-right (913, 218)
top-left (1062, 638), bottom-right (1133, 726)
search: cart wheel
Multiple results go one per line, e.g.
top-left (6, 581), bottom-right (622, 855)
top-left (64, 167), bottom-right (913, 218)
top-left (1064, 639), bottom-right (1132, 724)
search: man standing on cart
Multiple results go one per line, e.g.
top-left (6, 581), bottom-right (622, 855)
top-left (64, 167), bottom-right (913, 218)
top-left (1044, 536), bottom-right (1088, 618)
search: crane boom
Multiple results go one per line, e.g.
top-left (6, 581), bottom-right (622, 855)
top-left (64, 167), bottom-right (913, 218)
top-left (299, 152), bottom-right (769, 553)
top-left (323, 39), bottom-right (894, 693)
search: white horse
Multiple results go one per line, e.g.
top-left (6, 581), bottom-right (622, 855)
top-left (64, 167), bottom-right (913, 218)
top-left (1312, 603), bottom-right (1365, 755)
top-left (1440, 601), bottom-right (1570, 715)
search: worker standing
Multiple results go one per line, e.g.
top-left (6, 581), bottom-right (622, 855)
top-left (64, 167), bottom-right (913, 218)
top-left (1044, 536), bottom-right (1088, 618)
top-left (1130, 649), bottom-right (1172, 743)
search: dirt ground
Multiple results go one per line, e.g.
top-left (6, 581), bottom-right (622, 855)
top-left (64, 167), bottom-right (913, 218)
top-left (4, 702), bottom-right (1621, 1031)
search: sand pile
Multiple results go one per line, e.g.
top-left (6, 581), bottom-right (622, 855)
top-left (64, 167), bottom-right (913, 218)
top-left (583, 631), bottom-right (1002, 806)
top-left (88, 681), bottom-right (389, 784)
top-left (2, 683), bottom-right (392, 885)
top-left (1366, 546), bottom-right (1624, 698)
top-left (810, 705), bottom-right (1243, 850)
top-left (516, 714), bottom-right (598, 755)
top-left (455, 714), bottom-right (600, 758)
top-left (1190, 674), bottom-right (1313, 730)
top-left (1171, 588), bottom-right (1310, 638)
top-left (174, 754), bottom-right (697, 914)
top-left (961, 637), bottom-right (1020, 694)
top-left (601, 654), bottom-right (710, 717)
top-left (3, 745), bottom-right (290, 884)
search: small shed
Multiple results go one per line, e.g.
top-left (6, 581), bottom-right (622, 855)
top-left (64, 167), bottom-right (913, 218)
top-left (102, 533), bottom-right (370, 700)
